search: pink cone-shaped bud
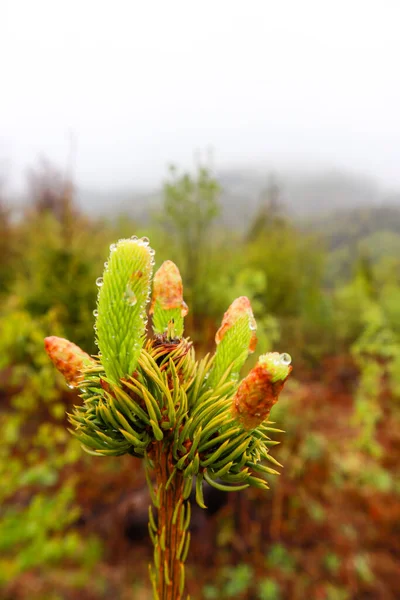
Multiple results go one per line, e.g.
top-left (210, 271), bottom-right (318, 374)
top-left (232, 352), bottom-right (292, 429)
top-left (44, 336), bottom-right (95, 387)
top-left (215, 296), bottom-right (257, 353)
top-left (150, 260), bottom-right (188, 316)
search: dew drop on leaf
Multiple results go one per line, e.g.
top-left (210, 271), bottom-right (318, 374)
top-left (280, 353), bottom-right (292, 365)
top-left (124, 284), bottom-right (137, 306)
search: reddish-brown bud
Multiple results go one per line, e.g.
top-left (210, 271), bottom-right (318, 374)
top-left (44, 336), bottom-right (95, 387)
top-left (215, 296), bottom-right (257, 352)
top-left (232, 352), bottom-right (292, 429)
top-left (150, 260), bottom-right (188, 317)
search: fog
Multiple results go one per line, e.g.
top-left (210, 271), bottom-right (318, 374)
top-left (2, 0), bottom-right (400, 193)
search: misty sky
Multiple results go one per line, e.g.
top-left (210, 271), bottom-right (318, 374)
top-left (2, 0), bottom-right (400, 191)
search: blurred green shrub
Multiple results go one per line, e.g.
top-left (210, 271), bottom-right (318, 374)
top-left (0, 298), bottom-right (102, 591)
top-left (258, 578), bottom-right (281, 600)
top-left (336, 263), bottom-right (400, 455)
top-left (12, 211), bottom-right (110, 351)
top-left (202, 564), bottom-right (254, 599)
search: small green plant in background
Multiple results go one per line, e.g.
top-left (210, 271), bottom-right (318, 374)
top-left (203, 564), bottom-right (254, 598)
top-left (45, 235), bottom-right (292, 599)
top-left (258, 578), bottom-right (281, 600)
top-left (202, 565), bottom-right (281, 600)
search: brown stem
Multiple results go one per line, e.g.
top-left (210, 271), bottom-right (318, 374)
top-left (149, 442), bottom-right (190, 600)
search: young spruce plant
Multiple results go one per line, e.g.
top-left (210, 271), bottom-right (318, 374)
top-left (45, 236), bottom-right (292, 600)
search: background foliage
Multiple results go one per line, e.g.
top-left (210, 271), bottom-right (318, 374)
top-left (0, 161), bottom-right (399, 599)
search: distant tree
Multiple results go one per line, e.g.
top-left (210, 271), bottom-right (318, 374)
top-left (162, 164), bottom-right (221, 290)
top-left (27, 158), bottom-right (78, 232)
top-left (11, 160), bottom-right (109, 349)
top-left (0, 176), bottom-right (15, 294)
top-left (247, 174), bottom-right (286, 240)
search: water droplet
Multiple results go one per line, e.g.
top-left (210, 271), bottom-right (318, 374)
top-left (130, 235), bottom-right (138, 241)
top-left (67, 383), bottom-right (74, 389)
top-left (93, 309), bottom-right (98, 317)
top-left (280, 353), bottom-right (292, 365)
top-left (249, 322), bottom-right (257, 331)
top-left (104, 261), bottom-right (108, 269)
top-left (124, 284), bottom-right (137, 305)
top-left (109, 243), bottom-right (117, 252)
top-left (96, 277), bottom-right (104, 287)
top-left (149, 248), bottom-right (155, 256)
top-left (141, 236), bottom-right (149, 243)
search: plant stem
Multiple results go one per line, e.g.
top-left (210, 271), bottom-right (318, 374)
top-left (148, 442), bottom-right (191, 600)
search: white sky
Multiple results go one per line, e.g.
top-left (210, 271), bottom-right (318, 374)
top-left (1, 0), bottom-right (400, 190)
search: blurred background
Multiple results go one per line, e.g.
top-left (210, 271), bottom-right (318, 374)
top-left (1, 1), bottom-right (400, 598)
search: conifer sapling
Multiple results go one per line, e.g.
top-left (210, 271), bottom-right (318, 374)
top-left (45, 235), bottom-right (292, 600)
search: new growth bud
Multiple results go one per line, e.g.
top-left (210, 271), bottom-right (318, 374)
top-left (150, 260), bottom-right (188, 337)
top-left (44, 336), bottom-right (95, 387)
top-left (96, 237), bottom-right (154, 383)
top-left (150, 260), bottom-right (187, 313)
top-left (208, 296), bottom-right (257, 388)
top-left (215, 296), bottom-right (257, 352)
top-left (232, 352), bottom-right (292, 430)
